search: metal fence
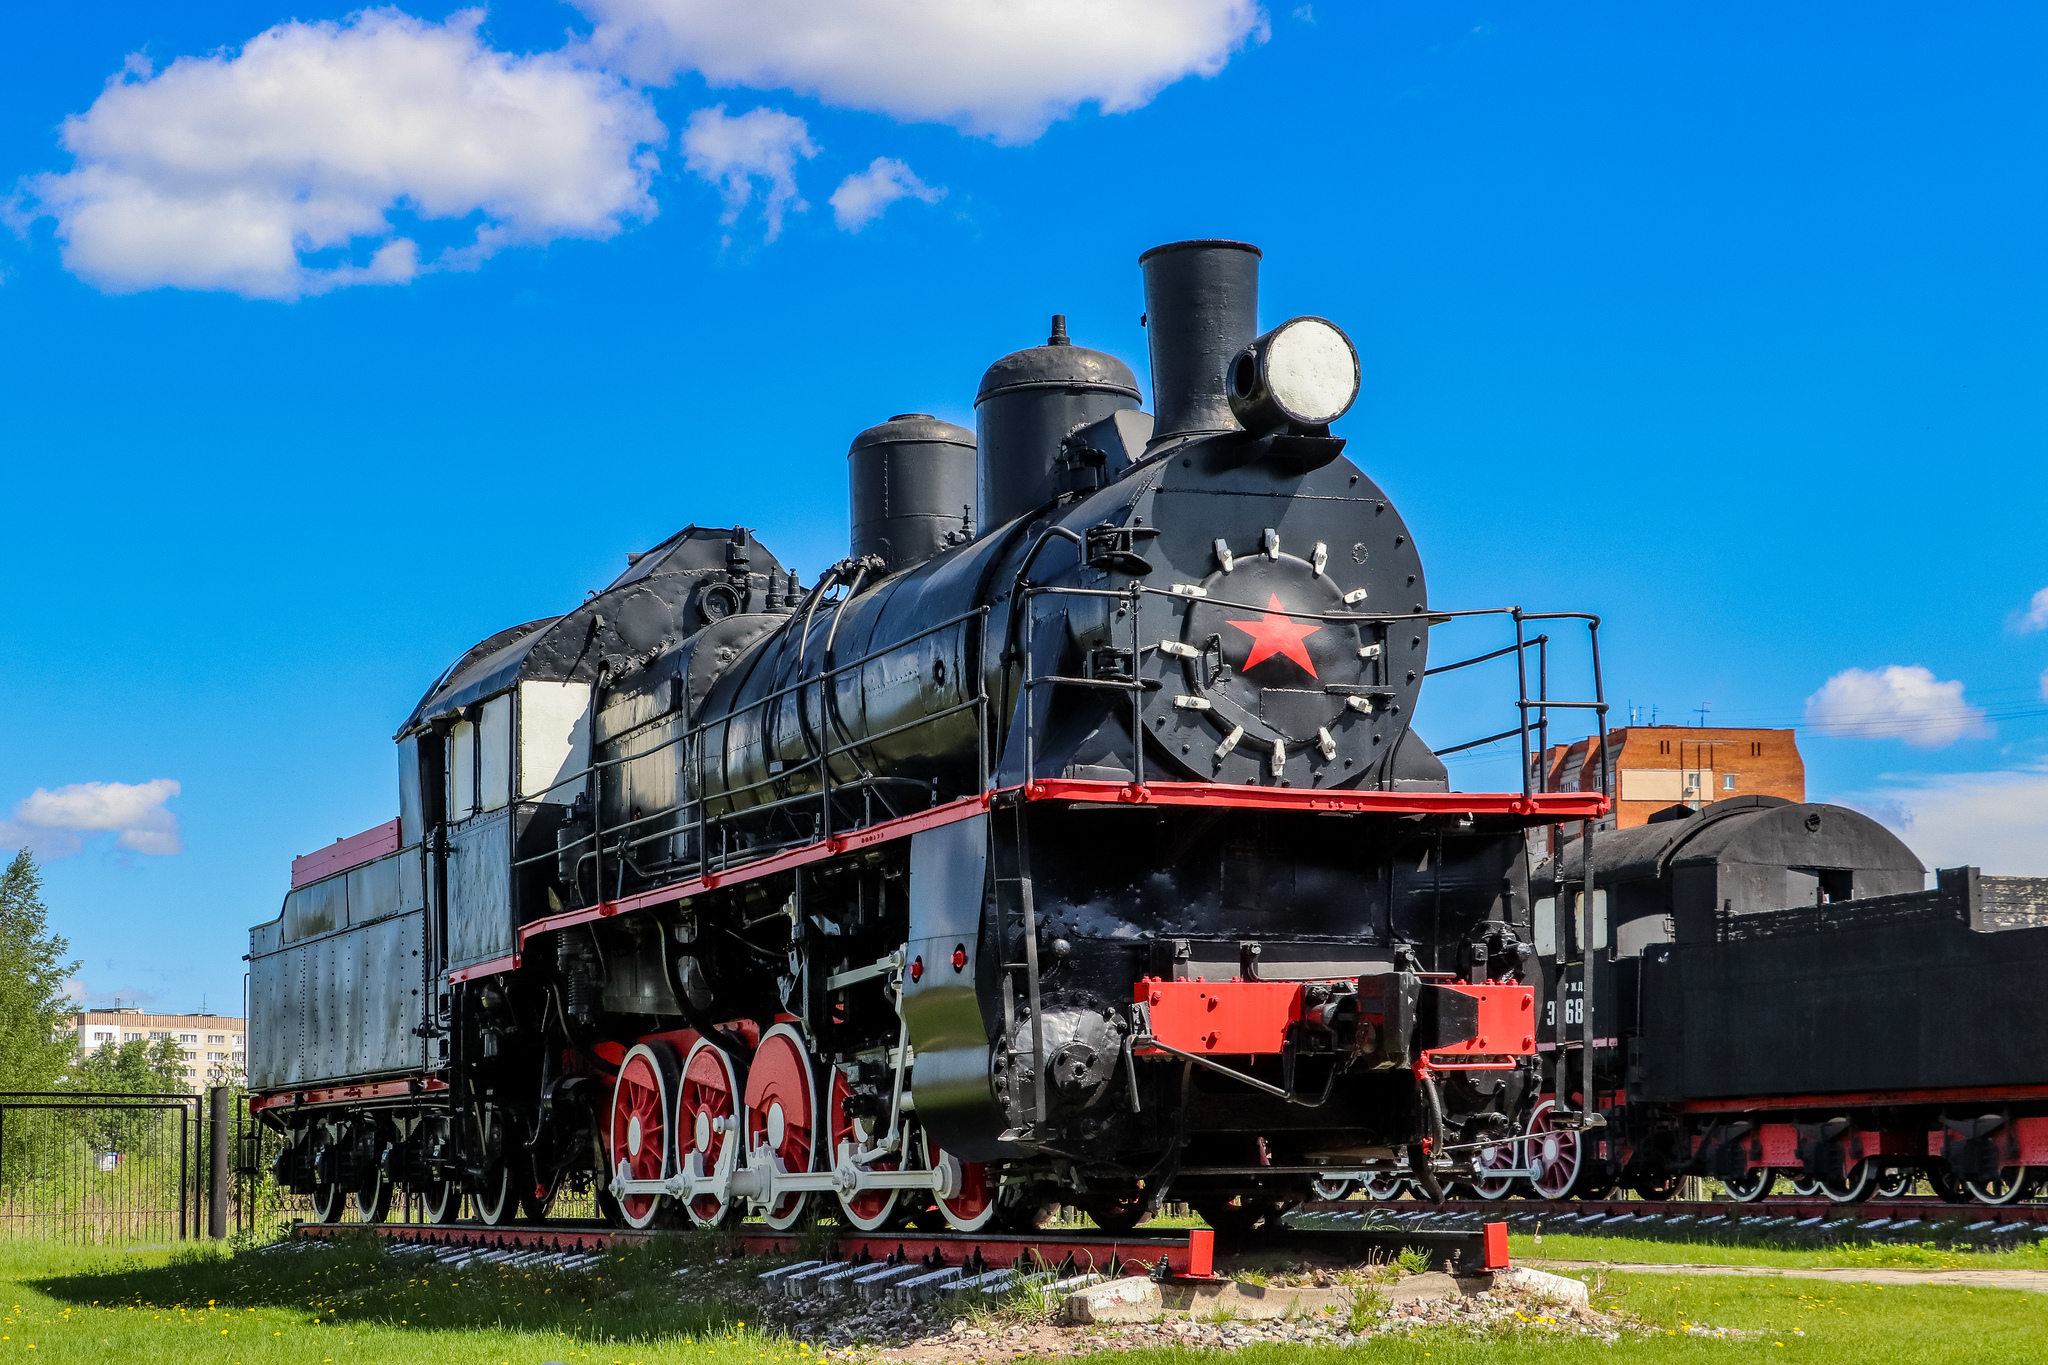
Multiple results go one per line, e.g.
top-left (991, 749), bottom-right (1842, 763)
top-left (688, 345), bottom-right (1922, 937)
top-left (0, 1091), bottom-right (203, 1245)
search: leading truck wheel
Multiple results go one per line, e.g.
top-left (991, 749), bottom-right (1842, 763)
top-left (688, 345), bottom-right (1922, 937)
top-left (923, 1133), bottom-right (997, 1231)
top-left (744, 1024), bottom-right (820, 1231)
top-left (610, 1042), bottom-right (682, 1230)
top-left (1524, 1098), bottom-right (1582, 1200)
top-left (678, 1039), bottom-right (742, 1228)
top-left (1470, 1139), bottom-right (1519, 1200)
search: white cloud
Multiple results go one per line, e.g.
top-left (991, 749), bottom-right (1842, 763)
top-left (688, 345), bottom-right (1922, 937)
top-left (830, 157), bottom-right (944, 232)
top-left (577, 0), bottom-right (1270, 143)
top-left (2013, 586), bottom-right (2048, 634)
top-left (1804, 665), bottom-right (1990, 748)
top-left (0, 779), bottom-right (183, 858)
top-left (681, 105), bottom-right (818, 242)
top-left (1847, 763), bottom-right (2048, 876)
top-left (18, 9), bottom-right (664, 300)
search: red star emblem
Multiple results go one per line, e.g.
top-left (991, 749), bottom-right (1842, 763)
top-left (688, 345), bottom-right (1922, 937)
top-left (1223, 594), bottom-right (1323, 678)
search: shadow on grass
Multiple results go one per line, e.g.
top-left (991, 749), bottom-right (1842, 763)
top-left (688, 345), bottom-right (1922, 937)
top-left (24, 1227), bottom-right (750, 1343)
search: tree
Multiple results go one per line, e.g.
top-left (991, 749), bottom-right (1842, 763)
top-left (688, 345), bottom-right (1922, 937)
top-left (67, 1037), bottom-right (189, 1095)
top-left (0, 849), bottom-right (78, 1093)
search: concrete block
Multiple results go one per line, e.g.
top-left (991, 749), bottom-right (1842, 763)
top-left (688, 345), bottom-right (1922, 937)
top-left (946, 1269), bottom-right (1017, 1298)
top-left (812, 1262), bottom-right (884, 1296)
top-left (1387, 1272), bottom-right (1468, 1307)
top-left (1159, 1280), bottom-right (1350, 1321)
top-left (1494, 1266), bottom-right (1590, 1308)
top-left (852, 1263), bottom-right (929, 1301)
top-left (1062, 1275), bottom-right (1163, 1325)
top-left (781, 1262), bottom-right (844, 1297)
top-left (891, 1266), bottom-right (964, 1304)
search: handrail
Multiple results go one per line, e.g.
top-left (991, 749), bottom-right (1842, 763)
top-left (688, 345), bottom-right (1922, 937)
top-left (1013, 582), bottom-right (1608, 805)
top-left (516, 605), bottom-right (989, 807)
top-left (497, 537), bottom-right (1610, 926)
top-left (506, 605), bottom-right (991, 905)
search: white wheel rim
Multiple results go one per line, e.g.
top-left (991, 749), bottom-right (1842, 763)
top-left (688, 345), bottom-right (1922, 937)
top-left (1966, 1168), bottom-right (2032, 1205)
top-left (751, 1024), bottom-right (820, 1232)
top-left (1527, 1100), bottom-right (1578, 1198)
top-left (612, 1042), bottom-right (680, 1231)
top-left (680, 1039), bottom-right (741, 1228)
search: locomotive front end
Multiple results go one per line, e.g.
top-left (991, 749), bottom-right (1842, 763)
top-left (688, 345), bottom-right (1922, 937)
top-left (921, 240), bottom-right (1570, 1223)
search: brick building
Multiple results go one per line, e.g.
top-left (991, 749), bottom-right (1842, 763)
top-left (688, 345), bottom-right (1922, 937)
top-left (67, 1007), bottom-right (246, 1087)
top-left (1536, 726), bottom-right (1805, 831)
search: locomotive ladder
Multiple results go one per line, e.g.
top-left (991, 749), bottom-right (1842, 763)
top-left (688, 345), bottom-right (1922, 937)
top-left (994, 794), bottom-right (1049, 1142)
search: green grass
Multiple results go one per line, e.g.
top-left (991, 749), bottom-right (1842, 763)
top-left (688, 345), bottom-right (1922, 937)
top-left (2, 1235), bottom-right (2043, 1365)
top-left (1099, 1272), bottom-right (2047, 1364)
top-left (1513, 1231), bottom-right (2048, 1271)
top-left (0, 1235), bottom-right (791, 1365)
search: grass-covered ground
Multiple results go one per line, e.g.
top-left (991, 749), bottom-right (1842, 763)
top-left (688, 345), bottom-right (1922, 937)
top-left (1099, 1273), bottom-right (2047, 1364)
top-left (1513, 1230), bottom-right (2048, 1271)
top-left (0, 1236), bottom-right (762, 1365)
top-left (1, 1233), bottom-right (2042, 1365)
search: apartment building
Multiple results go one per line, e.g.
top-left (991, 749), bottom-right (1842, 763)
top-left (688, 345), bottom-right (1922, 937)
top-left (1535, 726), bottom-right (1806, 830)
top-left (68, 1006), bottom-right (246, 1087)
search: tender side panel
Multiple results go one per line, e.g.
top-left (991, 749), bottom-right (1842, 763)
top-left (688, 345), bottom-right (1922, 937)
top-left (250, 910), bottom-right (425, 1089)
top-left (1638, 913), bottom-right (2048, 1102)
top-left (250, 846), bottom-right (429, 1092)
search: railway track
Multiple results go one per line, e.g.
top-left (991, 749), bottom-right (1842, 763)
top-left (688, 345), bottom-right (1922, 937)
top-left (292, 1213), bottom-right (1513, 1277)
top-left (287, 1192), bottom-right (2048, 1279)
top-left (1290, 1196), bottom-right (2048, 1249)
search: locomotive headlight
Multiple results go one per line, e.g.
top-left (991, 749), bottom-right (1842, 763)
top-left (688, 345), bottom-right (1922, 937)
top-left (1227, 316), bottom-right (1361, 434)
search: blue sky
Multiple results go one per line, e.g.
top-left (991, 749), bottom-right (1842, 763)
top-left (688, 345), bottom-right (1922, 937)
top-left (3, 2), bottom-right (2044, 1017)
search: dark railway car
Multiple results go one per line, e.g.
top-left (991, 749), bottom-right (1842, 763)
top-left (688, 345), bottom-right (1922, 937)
top-left (1506, 798), bottom-right (2048, 1206)
top-left (242, 239), bottom-right (1614, 1231)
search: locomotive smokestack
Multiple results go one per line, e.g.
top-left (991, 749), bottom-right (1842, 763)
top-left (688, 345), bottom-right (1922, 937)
top-left (1139, 240), bottom-right (1262, 443)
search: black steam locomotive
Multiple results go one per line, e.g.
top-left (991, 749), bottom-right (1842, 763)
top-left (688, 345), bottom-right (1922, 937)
top-left (249, 240), bottom-right (1612, 1230)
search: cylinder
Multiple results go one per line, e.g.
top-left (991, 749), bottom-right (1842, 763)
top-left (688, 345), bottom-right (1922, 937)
top-left (1139, 240), bottom-right (1262, 441)
top-left (975, 316), bottom-right (1141, 532)
top-left (848, 414), bottom-right (977, 574)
